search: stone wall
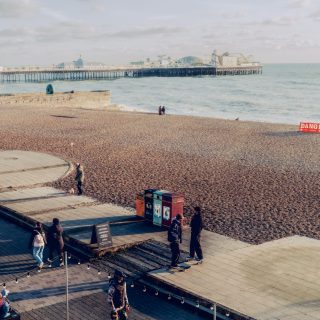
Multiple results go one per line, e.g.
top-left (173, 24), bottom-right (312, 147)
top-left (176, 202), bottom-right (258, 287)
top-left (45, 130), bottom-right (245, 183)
top-left (0, 90), bottom-right (111, 109)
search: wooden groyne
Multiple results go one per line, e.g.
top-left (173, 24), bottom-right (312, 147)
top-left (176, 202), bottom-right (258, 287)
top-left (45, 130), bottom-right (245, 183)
top-left (0, 66), bottom-right (262, 83)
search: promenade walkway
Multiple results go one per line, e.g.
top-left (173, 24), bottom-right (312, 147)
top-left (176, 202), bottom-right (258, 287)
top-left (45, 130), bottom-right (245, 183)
top-left (2, 150), bottom-right (320, 320)
top-left (149, 237), bottom-right (320, 320)
top-left (0, 218), bottom-right (207, 320)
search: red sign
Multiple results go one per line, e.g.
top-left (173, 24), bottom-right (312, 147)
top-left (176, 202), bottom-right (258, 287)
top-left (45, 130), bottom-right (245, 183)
top-left (299, 122), bottom-right (320, 133)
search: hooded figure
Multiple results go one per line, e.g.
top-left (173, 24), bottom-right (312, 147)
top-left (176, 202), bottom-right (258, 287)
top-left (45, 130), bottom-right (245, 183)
top-left (47, 218), bottom-right (64, 266)
top-left (187, 206), bottom-right (203, 262)
top-left (168, 214), bottom-right (183, 268)
top-left (108, 270), bottom-right (129, 320)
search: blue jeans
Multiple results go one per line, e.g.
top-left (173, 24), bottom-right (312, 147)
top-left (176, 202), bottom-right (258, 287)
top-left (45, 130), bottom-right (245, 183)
top-left (33, 246), bottom-right (44, 266)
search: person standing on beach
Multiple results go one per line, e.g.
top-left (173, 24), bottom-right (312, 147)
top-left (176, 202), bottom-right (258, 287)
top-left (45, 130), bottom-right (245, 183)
top-left (187, 206), bottom-right (204, 263)
top-left (75, 163), bottom-right (84, 195)
top-left (47, 218), bottom-right (64, 267)
top-left (161, 106), bottom-right (166, 115)
top-left (158, 106), bottom-right (162, 115)
top-left (29, 222), bottom-right (46, 270)
top-left (168, 214), bottom-right (183, 268)
top-left (108, 270), bottom-right (130, 320)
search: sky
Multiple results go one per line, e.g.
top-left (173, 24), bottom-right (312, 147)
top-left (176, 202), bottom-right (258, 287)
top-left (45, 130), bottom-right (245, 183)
top-left (0, 0), bottom-right (320, 66)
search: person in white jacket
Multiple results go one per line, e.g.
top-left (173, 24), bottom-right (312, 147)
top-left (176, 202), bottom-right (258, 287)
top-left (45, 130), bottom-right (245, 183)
top-left (29, 222), bottom-right (46, 269)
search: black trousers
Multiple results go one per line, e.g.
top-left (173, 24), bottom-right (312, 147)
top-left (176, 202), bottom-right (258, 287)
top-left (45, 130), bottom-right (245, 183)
top-left (48, 243), bottom-right (64, 263)
top-left (190, 233), bottom-right (203, 260)
top-left (170, 241), bottom-right (180, 267)
top-left (77, 181), bottom-right (83, 195)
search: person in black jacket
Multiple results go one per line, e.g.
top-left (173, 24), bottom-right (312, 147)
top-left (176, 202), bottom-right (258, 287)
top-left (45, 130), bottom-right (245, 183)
top-left (168, 214), bottom-right (183, 268)
top-left (47, 218), bottom-right (64, 267)
top-left (187, 206), bottom-right (203, 262)
top-left (108, 270), bottom-right (130, 320)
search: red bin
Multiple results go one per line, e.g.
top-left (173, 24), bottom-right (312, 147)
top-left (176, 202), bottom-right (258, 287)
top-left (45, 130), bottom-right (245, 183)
top-left (135, 193), bottom-right (145, 217)
top-left (161, 193), bottom-right (184, 228)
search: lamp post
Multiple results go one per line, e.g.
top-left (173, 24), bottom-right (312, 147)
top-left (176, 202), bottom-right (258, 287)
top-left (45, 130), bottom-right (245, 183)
top-left (65, 251), bottom-right (69, 320)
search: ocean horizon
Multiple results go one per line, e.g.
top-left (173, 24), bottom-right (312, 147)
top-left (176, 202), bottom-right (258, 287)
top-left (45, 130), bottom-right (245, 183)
top-left (1, 63), bottom-right (319, 125)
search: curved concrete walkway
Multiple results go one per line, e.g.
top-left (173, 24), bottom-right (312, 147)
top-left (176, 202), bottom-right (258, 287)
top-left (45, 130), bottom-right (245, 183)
top-left (0, 150), bottom-right (70, 189)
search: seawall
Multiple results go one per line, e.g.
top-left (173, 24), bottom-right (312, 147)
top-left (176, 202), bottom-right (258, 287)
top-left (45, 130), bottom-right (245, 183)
top-left (0, 90), bottom-right (111, 109)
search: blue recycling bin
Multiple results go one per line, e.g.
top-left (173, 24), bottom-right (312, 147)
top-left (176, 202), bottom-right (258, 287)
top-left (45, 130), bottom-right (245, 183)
top-left (144, 189), bottom-right (157, 221)
top-left (153, 190), bottom-right (169, 226)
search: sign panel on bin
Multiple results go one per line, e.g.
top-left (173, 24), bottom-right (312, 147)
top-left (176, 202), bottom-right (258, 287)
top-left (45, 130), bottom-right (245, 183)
top-left (299, 122), bottom-right (320, 133)
top-left (91, 222), bottom-right (112, 249)
top-left (163, 206), bottom-right (170, 221)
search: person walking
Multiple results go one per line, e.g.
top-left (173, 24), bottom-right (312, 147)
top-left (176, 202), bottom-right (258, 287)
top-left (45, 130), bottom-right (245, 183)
top-left (29, 222), bottom-right (46, 270)
top-left (187, 206), bottom-right (204, 263)
top-left (47, 218), bottom-right (64, 267)
top-left (75, 163), bottom-right (84, 195)
top-left (168, 214), bottom-right (183, 268)
top-left (108, 270), bottom-right (130, 320)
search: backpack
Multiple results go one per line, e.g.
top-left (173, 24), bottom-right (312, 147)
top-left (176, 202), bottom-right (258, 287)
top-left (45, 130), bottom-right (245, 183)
top-left (33, 232), bottom-right (44, 247)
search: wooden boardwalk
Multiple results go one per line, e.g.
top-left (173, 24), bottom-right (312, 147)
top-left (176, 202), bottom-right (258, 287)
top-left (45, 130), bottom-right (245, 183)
top-left (149, 236), bottom-right (320, 320)
top-left (2, 150), bottom-right (320, 319)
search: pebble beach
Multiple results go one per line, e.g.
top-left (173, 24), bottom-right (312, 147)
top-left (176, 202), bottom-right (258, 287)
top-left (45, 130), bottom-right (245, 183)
top-left (0, 103), bottom-right (319, 244)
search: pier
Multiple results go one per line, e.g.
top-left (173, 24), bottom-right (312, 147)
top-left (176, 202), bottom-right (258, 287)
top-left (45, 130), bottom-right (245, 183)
top-left (0, 65), bottom-right (262, 83)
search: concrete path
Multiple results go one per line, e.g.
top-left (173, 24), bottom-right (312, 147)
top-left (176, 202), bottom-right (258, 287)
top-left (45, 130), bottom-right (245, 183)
top-left (0, 150), bottom-right (70, 189)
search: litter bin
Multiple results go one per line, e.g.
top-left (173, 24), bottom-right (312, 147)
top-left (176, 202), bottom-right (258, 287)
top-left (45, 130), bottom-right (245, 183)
top-left (135, 193), bottom-right (145, 217)
top-left (153, 190), bottom-right (169, 226)
top-left (144, 189), bottom-right (157, 221)
top-left (162, 193), bottom-right (184, 228)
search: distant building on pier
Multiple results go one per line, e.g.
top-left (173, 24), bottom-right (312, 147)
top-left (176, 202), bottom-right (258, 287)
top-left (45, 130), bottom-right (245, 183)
top-left (55, 56), bottom-right (105, 69)
top-left (211, 50), bottom-right (260, 68)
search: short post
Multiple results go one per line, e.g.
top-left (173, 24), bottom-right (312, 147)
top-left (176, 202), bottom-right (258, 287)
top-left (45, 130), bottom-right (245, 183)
top-left (213, 303), bottom-right (216, 320)
top-left (65, 251), bottom-right (69, 320)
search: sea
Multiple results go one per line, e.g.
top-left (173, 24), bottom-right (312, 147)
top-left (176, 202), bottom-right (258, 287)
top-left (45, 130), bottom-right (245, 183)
top-left (1, 64), bottom-right (319, 125)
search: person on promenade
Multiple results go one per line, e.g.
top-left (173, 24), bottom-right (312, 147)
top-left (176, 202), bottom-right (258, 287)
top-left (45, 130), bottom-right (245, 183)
top-left (29, 222), bottom-right (46, 270)
top-left (158, 106), bottom-right (162, 115)
top-left (47, 218), bottom-right (64, 267)
top-left (108, 270), bottom-right (130, 320)
top-left (187, 206), bottom-right (204, 263)
top-left (75, 163), bottom-right (84, 195)
top-left (161, 106), bottom-right (166, 115)
top-left (168, 214), bottom-right (183, 268)
top-left (0, 289), bottom-right (10, 319)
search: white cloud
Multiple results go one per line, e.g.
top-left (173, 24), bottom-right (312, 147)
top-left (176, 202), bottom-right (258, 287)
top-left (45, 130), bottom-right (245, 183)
top-left (0, 0), bottom-right (38, 18)
top-left (288, 0), bottom-right (312, 8)
top-left (309, 9), bottom-right (320, 21)
top-left (258, 16), bottom-right (300, 26)
top-left (0, 24), bottom-right (187, 47)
